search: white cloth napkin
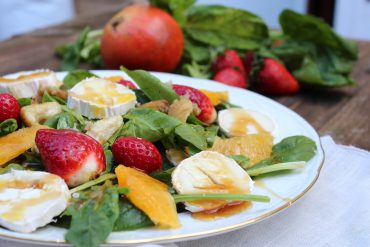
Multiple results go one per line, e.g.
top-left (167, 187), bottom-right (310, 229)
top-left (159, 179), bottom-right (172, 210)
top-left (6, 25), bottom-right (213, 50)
top-left (1, 136), bottom-right (369, 247)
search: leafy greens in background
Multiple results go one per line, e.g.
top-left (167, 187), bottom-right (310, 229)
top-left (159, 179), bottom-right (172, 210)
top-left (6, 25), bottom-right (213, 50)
top-left (55, 1), bottom-right (358, 88)
top-left (0, 119), bottom-right (18, 136)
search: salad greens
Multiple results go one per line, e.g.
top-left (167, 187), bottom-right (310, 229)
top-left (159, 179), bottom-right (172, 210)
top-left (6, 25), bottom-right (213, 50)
top-left (0, 119), bottom-right (18, 136)
top-left (63, 69), bottom-right (98, 89)
top-left (17, 98), bottom-right (32, 107)
top-left (56, 1), bottom-right (357, 88)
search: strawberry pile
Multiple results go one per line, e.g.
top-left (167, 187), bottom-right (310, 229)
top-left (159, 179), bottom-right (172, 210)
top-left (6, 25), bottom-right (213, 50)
top-left (212, 49), bottom-right (299, 95)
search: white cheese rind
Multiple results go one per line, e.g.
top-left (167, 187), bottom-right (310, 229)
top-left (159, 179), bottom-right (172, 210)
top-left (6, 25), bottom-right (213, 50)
top-left (67, 78), bottom-right (136, 119)
top-left (172, 151), bottom-right (254, 212)
top-left (0, 70), bottom-right (62, 99)
top-left (0, 170), bottom-right (70, 233)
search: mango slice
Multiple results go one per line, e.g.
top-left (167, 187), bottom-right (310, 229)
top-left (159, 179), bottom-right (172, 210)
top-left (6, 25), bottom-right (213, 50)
top-left (0, 125), bottom-right (47, 166)
top-left (115, 165), bottom-right (180, 228)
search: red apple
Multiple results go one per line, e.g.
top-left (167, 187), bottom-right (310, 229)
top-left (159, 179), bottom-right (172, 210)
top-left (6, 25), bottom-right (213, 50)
top-left (100, 4), bottom-right (184, 72)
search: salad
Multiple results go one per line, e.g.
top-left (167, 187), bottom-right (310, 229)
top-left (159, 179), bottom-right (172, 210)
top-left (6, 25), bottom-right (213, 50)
top-left (0, 68), bottom-right (317, 247)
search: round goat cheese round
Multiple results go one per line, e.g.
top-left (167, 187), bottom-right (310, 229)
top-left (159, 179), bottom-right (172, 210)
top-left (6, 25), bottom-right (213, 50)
top-left (67, 78), bottom-right (137, 119)
top-left (172, 151), bottom-right (254, 212)
top-left (0, 170), bottom-right (70, 233)
top-left (218, 108), bottom-right (276, 137)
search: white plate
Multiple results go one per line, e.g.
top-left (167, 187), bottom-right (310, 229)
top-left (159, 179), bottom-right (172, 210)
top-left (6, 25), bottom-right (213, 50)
top-left (0, 70), bottom-right (324, 246)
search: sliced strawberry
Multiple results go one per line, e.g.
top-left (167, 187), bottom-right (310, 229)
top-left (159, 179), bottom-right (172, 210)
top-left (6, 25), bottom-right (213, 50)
top-left (112, 137), bottom-right (162, 174)
top-left (0, 93), bottom-right (20, 125)
top-left (35, 129), bottom-right (105, 187)
top-left (172, 84), bottom-right (216, 124)
top-left (213, 68), bottom-right (247, 88)
top-left (117, 79), bottom-right (137, 89)
top-left (256, 58), bottom-right (299, 95)
top-left (212, 49), bottom-right (246, 78)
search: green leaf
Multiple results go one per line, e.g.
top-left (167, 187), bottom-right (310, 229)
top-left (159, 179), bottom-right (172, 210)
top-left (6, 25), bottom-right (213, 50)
top-left (121, 67), bottom-right (179, 103)
top-left (63, 69), bottom-right (98, 89)
top-left (0, 119), bottom-right (18, 136)
top-left (247, 161), bottom-right (305, 177)
top-left (65, 185), bottom-right (120, 247)
top-left (182, 61), bottom-right (212, 79)
top-left (184, 5), bottom-right (268, 50)
top-left (17, 98), bottom-right (32, 107)
top-left (121, 108), bottom-right (181, 142)
top-left (249, 136), bottom-right (317, 172)
top-left (133, 89), bottom-right (151, 104)
top-left (174, 124), bottom-right (207, 150)
top-left (279, 10), bottom-right (358, 60)
top-left (113, 199), bottom-right (153, 231)
top-left (44, 112), bottom-right (84, 131)
top-left (173, 193), bottom-right (270, 203)
top-left (150, 0), bottom-right (195, 26)
top-left (103, 149), bottom-right (114, 173)
top-left (0, 163), bottom-right (24, 174)
top-left (228, 155), bottom-right (252, 169)
top-left (150, 167), bottom-right (174, 185)
top-left (42, 91), bottom-right (66, 105)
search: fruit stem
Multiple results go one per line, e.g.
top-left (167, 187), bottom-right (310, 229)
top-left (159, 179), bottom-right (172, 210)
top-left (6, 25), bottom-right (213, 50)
top-left (70, 173), bottom-right (117, 194)
top-left (173, 193), bottom-right (270, 203)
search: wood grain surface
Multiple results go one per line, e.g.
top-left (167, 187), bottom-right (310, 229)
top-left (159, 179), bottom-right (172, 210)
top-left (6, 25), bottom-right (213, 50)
top-left (0, 2), bottom-right (369, 150)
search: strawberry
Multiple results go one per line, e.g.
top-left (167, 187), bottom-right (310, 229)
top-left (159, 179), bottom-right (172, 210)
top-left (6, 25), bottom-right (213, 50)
top-left (117, 79), bottom-right (137, 89)
top-left (172, 84), bottom-right (216, 124)
top-left (255, 58), bottom-right (299, 95)
top-left (242, 52), bottom-right (254, 76)
top-left (212, 49), bottom-right (246, 78)
top-left (213, 68), bottom-right (247, 88)
top-left (0, 93), bottom-right (21, 125)
top-left (112, 137), bottom-right (162, 174)
top-left (35, 129), bottom-right (105, 187)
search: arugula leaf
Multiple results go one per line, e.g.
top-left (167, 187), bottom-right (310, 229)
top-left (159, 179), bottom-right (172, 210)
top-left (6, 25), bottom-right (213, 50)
top-left (0, 163), bottom-right (24, 174)
top-left (122, 108), bottom-right (181, 142)
top-left (42, 91), bottom-right (66, 105)
top-left (113, 199), bottom-right (153, 231)
top-left (63, 69), bottom-right (98, 89)
top-left (121, 67), bottom-right (179, 103)
top-left (17, 98), bottom-right (32, 107)
top-left (249, 136), bottom-right (317, 172)
top-left (65, 185), bottom-right (120, 247)
top-left (279, 10), bottom-right (358, 60)
top-left (0, 119), bottom-right (17, 136)
top-left (184, 5), bottom-right (268, 50)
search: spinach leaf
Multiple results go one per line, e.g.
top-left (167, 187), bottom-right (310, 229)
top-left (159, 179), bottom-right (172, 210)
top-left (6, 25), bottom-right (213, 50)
top-left (249, 136), bottom-right (317, 171)
top-left (133, 89), bottom-right (150, 104)
top-left (103, 149), bottom-right (114, 173)
top-left (150, 167), bottom-right (174, 185)
top-left (184, 5), bottom-right (268, 50)
top-left (44, 112), bottom-right (84, 131)
top-left (174, 124), bottom-right (207, 150)
top-left (17, 98), bottom-right (32, 107)
top-left (229, 155), bottom-right (252, 169)
top-left (121, 67), bottom-right (179, 103)
top-left (42, 91), bottom-right (66, 105)
top-left (0, 119), bottom-right (17, 136)
top-left (279, 10), bottom-right (358, 60)
top-left (113, 199), bottom-right (153, 231)
top-left (150, 0), bottom-right (195, 26)
top-left (122, 108), bottom-right (181, 142)
top-left (65, 185), bottom-right (120, 247)
top-left (63, 69), bottom-right (98, 89)
top-left (0, 163), bottom-right (24, 174)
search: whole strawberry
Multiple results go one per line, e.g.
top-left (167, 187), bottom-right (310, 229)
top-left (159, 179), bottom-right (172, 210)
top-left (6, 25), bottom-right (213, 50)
top-left (212, 49), bottom-right (246, 78)
top-left (36, 129), bottom-right (105, 187)
top-left (256, 58), bottom-right (299, 95)
top-left (0, 93), bottom-right (20, 124)
top-left (112, 137), bottom-right (162, 174)
top-left (117, 79), bottom-right (137, 89)
top-left (172, 84), bottom-right (216, 124)
top-left (213, 68), bottom-right (247, 88)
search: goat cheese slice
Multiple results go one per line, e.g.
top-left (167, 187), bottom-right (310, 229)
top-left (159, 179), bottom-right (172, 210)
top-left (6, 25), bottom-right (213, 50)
top-left (67, 78), bottom-right (136, 119)
top-left (0, 170), bottom-right (70, 233)
top-left (0, 70), bottom-right (62, 99)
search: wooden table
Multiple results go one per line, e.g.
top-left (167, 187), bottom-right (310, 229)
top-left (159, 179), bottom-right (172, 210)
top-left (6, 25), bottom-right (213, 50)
top-left (0, 4), bottom-right (369, 150)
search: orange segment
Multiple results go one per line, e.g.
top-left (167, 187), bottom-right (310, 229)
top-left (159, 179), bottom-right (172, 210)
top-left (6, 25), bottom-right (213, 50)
top-left (0, 125), bottom-right (48, 166)
top-left (115, 165), bottom-right (180, 228)
top-left (210, 133), bottom-right (273, 165)
top-left (200, 90), bottom-right (229, 106)
top-left (104, 76), bottom-right (123, 82)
